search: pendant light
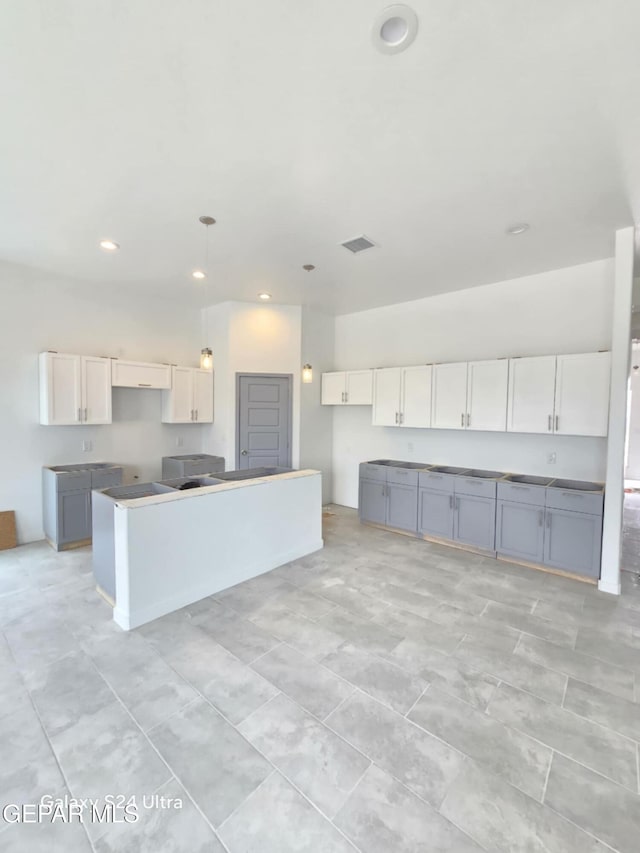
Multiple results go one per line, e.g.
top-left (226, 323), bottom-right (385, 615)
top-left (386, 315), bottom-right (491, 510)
top-left (192, 215), bottom-right (216, 280)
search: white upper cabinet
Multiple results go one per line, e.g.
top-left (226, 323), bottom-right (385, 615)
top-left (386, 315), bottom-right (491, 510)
top-left (111, 359), bottom-right (171, 389)
top-left (401, 365), bottom-right (432, 427)
top-left (39, 352), bottom-right (112, 425)
top-left (507, 355), bottom-right (557, 434)
top-left (162, 367), bottom-right (213, 423)
top-left (432, 362), bottom-right (468, 430)
top-left (466, 359), bottom-right (509, 431)
top-left (321, 370), bottom-right (373, 405)
top-left (372, 368), bottom-right (402, 425)
top-left (554, 352), bottom-right (610, 437)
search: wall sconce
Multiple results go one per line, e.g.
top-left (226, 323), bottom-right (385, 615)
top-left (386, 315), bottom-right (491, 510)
top-left (302, 363), bottom-right (313, 384)
top-left (200, 348), bottom-right (213, 370)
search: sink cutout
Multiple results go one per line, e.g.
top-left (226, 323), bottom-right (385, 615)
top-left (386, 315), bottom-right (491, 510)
top-left (505, 474), bottom-right (553, 486)
top-left (548, 478), bottom-right (603, 493)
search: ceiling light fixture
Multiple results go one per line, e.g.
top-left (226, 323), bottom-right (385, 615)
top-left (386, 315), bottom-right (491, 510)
top-left (373, 5), bottom-right (418, 54)
top-left (192, 215), bottom-right (216, 281)
top-left (258, 292), bottom-right (272, 301)
top-left (506, 223), bottom-right (530, 236)
top-left (99, 239), bottom-right (119, 251)
top-left (302, 264), bottom-right (315, 272)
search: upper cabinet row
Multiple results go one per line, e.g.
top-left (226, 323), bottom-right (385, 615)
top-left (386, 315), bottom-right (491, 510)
top-left (322, 352), bottom-right (611, 437)
top-left (39, 352), bottom-right (213, 426)
top-left (321, 370), bottom-right (373, 405)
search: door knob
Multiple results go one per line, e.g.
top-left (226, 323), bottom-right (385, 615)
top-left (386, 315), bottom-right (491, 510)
top-left (241, 450), bottom-right (248, 455)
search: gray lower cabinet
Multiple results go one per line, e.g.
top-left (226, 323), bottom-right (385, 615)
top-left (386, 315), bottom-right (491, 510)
top-left (359, 478), bottom-right (387, 525)
top-left (496, 500), bottom-right (545, 562)
top-left (57, 490), bottom-right (92, 545)
top-left (386, 482), bottom-right (418, 532)
top-left (418, 488), bottom-right (455, 539)
top-left (544, 508), bottom-right (602, 579)
top-left (453, 494), bottom-right (496, 551)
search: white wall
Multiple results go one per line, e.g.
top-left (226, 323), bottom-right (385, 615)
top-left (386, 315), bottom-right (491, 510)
top-left (0, 262), bottom-right (206, 543)
top-left (201, 301), bottom-right (302, 470)
top-left (625, 342), bottom-right (640, 478)
top-left (332, 259), bottom-right (614, 507)
top-left (300, 306), bottom-right (335, 503)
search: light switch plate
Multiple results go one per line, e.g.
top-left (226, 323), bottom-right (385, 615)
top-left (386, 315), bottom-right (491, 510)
top-left (547, 452), bottom-right (557, 464)
top-left (82, 440), bottom-right (92, 452)
top-left (176, 436), bottom-right (184, 448)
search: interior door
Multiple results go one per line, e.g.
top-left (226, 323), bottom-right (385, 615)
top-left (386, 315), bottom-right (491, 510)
top-left (402, 365), bottom-right (432, 428)
top-left (82, 356), bottom-right (112, 424)
top-left (506, 356), bottom-right (557, 434)
top-left (193, 369), bottom-right (214, 423)
top-left (466, 359), bottom-right (508, 431)
top-left (237, 374), bottom-right (292, 469)
top-left (554, 352), bottom-right (611, 437)
top-left (372, 368), bottom-right (401, 426)
top-left (432, 362), bottom-right (468, 430)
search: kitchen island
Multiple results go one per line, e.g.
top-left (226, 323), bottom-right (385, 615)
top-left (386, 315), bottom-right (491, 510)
top-left (93, 468), bottom-right (323, 630)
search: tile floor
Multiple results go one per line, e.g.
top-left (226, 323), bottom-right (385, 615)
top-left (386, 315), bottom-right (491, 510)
top-left (1, 505), bottom-right (640, 852)
top-left (622, 489), bottom-right (640, 574)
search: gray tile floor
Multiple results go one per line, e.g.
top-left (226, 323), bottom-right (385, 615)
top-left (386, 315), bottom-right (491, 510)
top-left (1, 505), bottom-right (640, 852)
top-left (622, 489), bottom-right (640, 574)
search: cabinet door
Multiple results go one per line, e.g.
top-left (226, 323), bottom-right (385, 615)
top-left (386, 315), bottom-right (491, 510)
top-left (418, 488), bottom-right (455, 539)
top-left (506, 356), bottom-right (557, 434)
top-left (543, 509), bottom-right (602, 578)
top-left (193, 369), bottom-right (214, 422)
top-left (467, 359), bottom-right (508, 431)
top-left (163, 367), bottom-right (194, 423)
top-left (345, 370), bottom-right (373, 405)
top-left (372, 368), bottom-right (401, 426)
top-left (454, 494), bottom-right (496, 551)
top-left (57, 490), bottom-right (91, 544)
top-left (432, 363), bottom-right (468, 430)
top-left (321, 372), bottom-right (346, 405)
top-left (82, 356), bottom-right (112, 424)
top-left (359, 478), bottom-right (387, 525)
top-left (554, 352), bottom-right (611, 437)
top-left (386, 483), bottom-right (418, 532)
top-left (111, 360), bottom-right (172, 389)
top-left (496, 500), bottom-right (545, 562)
top-left (401, 366), bottom-right (432, 428)
top-left (39, 352), bottom-right (82, 425)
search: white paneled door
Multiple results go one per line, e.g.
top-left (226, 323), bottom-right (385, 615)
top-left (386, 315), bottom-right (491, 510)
top-left (466, 359), bottom-right (509, 431)
top-left (193, 369), bottom-right (214, 423)
top-left (345, 370), bottom-right (373, 405)
top-left (554, 352), bottom-right (611, 437)
top-left (321, 372), bottom-right (346, 405)
top-left (401, 365), bottom-right (432, 428)
top-left (432, 362), bottom-right (468, 430)
top-left (373, 368), bottom-right (402, 426)
top-left (81, 356), bottom-right (112, 424)
top-left (507, 355), bottom-right (557, 434)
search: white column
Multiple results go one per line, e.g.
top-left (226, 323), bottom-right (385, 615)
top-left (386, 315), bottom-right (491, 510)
top-left (600, 226), bottom-right (635, 594)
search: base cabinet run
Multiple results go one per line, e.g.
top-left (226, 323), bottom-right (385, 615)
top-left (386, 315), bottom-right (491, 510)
top-left (496, 501), bottom-right (545, 563)
top-left (454, 494), bottom-right (497, 551)
top-left (543, 508), bottom-right (602, 579)
top-left (359, 478), bottom-right (418, 533)
top-left (418, 489), bottom-right (454, 539)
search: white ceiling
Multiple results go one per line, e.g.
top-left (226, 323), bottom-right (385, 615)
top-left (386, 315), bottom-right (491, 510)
top-left (1, 1), bottom-right (639, 314)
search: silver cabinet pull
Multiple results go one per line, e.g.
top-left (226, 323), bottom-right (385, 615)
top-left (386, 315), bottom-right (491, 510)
top-left (395, 411), bottom-right (398, 424)
top-left (548, 414), bottom-right (552, 431)
top-left (342, 391), bottom-right (345, 403)
top-left (138, 383), bottom-right (152, 387)
top-left (84, 408), bottom-right (87, 422)
top-left (400, 412), bottom-right (404, 424)
top-left (538, 510), bottom-right (544, 527)
top-left (546, 512), bottom-right (552, 529)
top-left (461, 413), bottom-right (464, 427)
top-left (555, 415), bottom-right (559, 431)
top-left (77, 407), bottom-right (81, 422)
top-left (345, 391), bottom-right (348, 403)
top-left (449, 495), bottom-right (453, 509)
top-left (466, 413), bottom-right (470, 427)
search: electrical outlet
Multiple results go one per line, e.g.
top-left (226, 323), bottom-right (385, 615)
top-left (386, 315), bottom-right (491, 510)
top-left (82, 440), bottom-right (92, 452)
top-left (547, 452), bottom-right (557, 464)
top-left (176, 436), bottom-right (184, 448)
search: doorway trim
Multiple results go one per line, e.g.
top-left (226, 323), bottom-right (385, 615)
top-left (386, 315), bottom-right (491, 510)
top-left (235, 373), bottom-right (293, 470)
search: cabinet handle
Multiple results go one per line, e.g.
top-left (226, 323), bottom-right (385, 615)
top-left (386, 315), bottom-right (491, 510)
top-left (84, 408), bottom-right (87, 422)
top-left (395, 411), bottom-right (398, 424)
top-left (461, 413), bottom-right (464, 427)
top-left (449, 495), bottom-right (453, 509)
top-left (400, 412), bottom-right (404, 424)
top-left (138, 383), bottom-right (152, 387)
top-left (466, 413), bottom-right (470, 427)
top-left (341, 391), bottom-right (345, 403)
top-left (548, 414), bottom-right (552, 432)
top-left (345, 391), bottom-right (348, 403)
top-left (555, 415), bottom-right (559, 431)
top-left (538, 510), bottom-right (544, 527)
top-left (77, 408), bottom-right (81, 422)
top-left (455, 497), bottom-right (460, 511)
top-left (546, 512), bottom-right (552, 529)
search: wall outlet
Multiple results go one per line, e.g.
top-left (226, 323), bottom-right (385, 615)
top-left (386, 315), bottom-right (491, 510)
top-left (547, 452), bottom-right (557, 464)
top-left (82, 440), bottom-right (92, 452)
top-left (176, 436), bottom-right (184, 448)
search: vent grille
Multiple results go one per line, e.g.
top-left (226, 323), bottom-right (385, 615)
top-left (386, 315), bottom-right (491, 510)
top-left (340, 235), bottom-right (376, 254)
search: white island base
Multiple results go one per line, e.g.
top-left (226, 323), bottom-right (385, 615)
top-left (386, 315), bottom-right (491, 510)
top-left (110, 470), bottom-right (323, 630)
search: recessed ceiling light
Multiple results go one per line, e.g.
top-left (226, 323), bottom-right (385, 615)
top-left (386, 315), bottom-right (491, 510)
top-left (302, 264), bottom-right (315, 272)
top-left (373, 5), bottom-right (418, 54)
top-left (506, 223), bottom-right (530, 236)
top-left (192, 270), bottom-right (206, 280)
top-left (99, 239), bottom-right (119, 251)
top-left (258, 292), bottom-right (272, 301)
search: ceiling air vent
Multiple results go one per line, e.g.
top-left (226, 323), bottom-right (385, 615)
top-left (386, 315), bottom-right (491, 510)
top-left (340, 235), bottom-right (377, 254)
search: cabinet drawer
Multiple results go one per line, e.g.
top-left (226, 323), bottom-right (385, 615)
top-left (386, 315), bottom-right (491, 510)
top-left (111, 360), bottom-right (172, 389)
top-left (387, 467), bottom-right (419, 487)
top-left (418, 471), bottom-right (456, 493)
top-left (497, 482), bottom-right (547, 507)
top-left (91, 469), bottom-right (123, 490)
top-left (546, 488), bottom-right (604, 515)
top-left (359, 463), bottom-right (387, 483)
top-left (55, 471), bottom-right (91, 493)
top-left (454, 477), bottom-right (498, 499)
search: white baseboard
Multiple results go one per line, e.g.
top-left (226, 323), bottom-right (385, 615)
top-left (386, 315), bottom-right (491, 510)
top-left (598, 578), bottom-right (621, 596)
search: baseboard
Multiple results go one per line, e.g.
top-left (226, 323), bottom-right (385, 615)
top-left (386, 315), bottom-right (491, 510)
top-left (598, 578), bottom-right (621, 596)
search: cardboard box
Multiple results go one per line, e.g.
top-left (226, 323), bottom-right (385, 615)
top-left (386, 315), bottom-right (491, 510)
top-left (0, 511), bottom-right (17, 550)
